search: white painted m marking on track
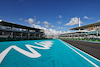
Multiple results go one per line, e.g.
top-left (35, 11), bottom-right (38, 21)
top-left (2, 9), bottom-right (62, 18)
top-left (59, 40), bottom-right (99, 67)
top-left (0, 41), bottom-right (53, 64)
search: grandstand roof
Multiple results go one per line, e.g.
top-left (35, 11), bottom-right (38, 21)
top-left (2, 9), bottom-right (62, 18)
top-left (0, 20), bottom-right (40, 30)
top-left (70, 22), bottom-right (100, 30)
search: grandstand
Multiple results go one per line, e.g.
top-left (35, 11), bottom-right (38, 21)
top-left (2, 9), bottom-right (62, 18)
top-left (0, 20), bottom-right (45, 41)
top-left (59, 22), bottom-right (100, 39)
top-left (59, 31), bottom-right (88, 39)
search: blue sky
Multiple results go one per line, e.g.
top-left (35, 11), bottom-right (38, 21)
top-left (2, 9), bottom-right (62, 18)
top-left (0, 0), bottom-right (100, 35)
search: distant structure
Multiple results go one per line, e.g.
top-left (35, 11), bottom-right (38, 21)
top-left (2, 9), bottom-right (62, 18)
top-left (79, 17), bottom-right (81, 31)
top-left (0, 20), bottom-right (45, 41)
top-left (59, 22), bottom-right (100, 39)
top-left (46, 35), bottom-right (58, 39)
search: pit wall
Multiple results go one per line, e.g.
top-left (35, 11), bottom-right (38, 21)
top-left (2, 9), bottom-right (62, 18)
top-left (0, 38), bottom-right (46, 42)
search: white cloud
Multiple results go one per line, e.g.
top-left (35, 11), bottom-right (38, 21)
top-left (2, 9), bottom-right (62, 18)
top-left (59, 15), bottom-right (62, 18)
top-left (25, 18), bottom-right (41, 25)
top-left (60, 31), bottom-right (71, 34)
top-left (37, 21), bottom-right (40, 24)
top-left (59, 31), bottom-right (71, 34)
top-left (31, 24), bottom-right (65, 35)
top-left (57, 27), bottom-right (63, 29)
top-left (57, 21), bottom-right (62, 24)
top-left (25, 18), bottom-right (34, 24)
top-left (0, 19), bottom-right (2, 22)
top-left (45, 25), bottom-right (50, 28)
top-left (84, 16), bottom-right (92, 19)
top-left (43, 21), bottom-right (51, 28)
top-left (65, 17), bottom-right (83, 26)
top-left (51, 25), bottom-right (55, 28)
top-left (43, 21), bottom-right (50, 25)
top-left (66, 31), bottom-right (71, 33)
top-left (61, 27), bottom-right (63, 29)
top-left (98, 20), bottom-right (100, 22)
top-left (63, 31), bottom-right (66, 34)
top-left (57, 27), bottom-right (60, 29)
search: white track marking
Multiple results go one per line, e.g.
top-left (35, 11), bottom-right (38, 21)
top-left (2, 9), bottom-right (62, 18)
top-left (0, 46), bottom-right (13, 64)
top-left (64, 40), bottom-right (100, 62)
top-left (33, 41), bottom-right (53, 49)
top-left (0, 45), bottom-right (41, 64)
top-left (0, 41), bottom-right (53, 64)
top-left (59, 40), bottom-right (99, 67)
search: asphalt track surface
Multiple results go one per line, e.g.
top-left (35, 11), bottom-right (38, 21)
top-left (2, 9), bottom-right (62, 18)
top-left (63, 40), bottom-right (100, 60)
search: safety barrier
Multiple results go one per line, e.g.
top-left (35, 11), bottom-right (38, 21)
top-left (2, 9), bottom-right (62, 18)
top-left (59, 38), bottom-right (100, 41)
top-left (0, 38), bottom-right (46, 42)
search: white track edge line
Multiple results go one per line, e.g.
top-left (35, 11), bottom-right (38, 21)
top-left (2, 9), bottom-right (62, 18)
top-left (59, 40), bottom-right (99, 67)
top-left (59, 40), bottom-right (100, 62)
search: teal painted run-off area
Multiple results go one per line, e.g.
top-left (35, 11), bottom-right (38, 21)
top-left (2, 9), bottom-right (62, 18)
top-left (0, 39), bottom-right (100, 67)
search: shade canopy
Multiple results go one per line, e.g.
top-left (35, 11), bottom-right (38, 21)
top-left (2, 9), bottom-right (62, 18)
top-left (0, 21), bottom-right (41, 30)
top-left (70, 22), bottom-right (100, 30)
